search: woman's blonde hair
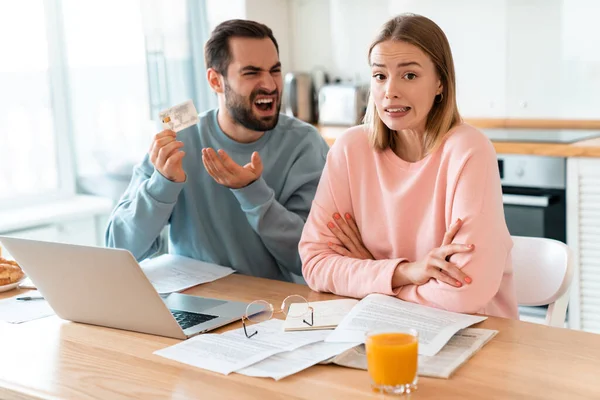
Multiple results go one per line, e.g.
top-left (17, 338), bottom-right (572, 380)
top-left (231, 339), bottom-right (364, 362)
top-left (364, 14), bottom-right (461, 152)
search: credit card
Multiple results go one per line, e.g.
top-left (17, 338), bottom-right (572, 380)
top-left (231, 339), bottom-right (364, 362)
top-left (159, 99), bottom-right (199, 132)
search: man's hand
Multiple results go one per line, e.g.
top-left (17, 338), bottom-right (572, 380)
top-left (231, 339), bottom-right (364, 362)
top-left (202, 148), bottom-right (263, 189)
top-left (149, 130), bottom-right (186, 182)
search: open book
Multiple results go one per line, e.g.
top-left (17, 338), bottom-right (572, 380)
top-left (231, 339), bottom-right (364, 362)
top-left (325, 293), bottom-right (487, 356)
top-left (283, 299), bottom-right (359, 331)
top-left (326, 328), bottom-right (498, 379)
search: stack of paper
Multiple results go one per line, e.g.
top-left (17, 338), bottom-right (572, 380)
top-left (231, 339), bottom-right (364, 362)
top-left (237, 340), bottom-right (360, 380)
top-left (329, 328), bottom-right (498, 379)
top-left (324, 293), bottom-right (487, 356)
top-left (154, 294), bottom-right (495, 381)
top-left (154, 319), bottom-right (340, 375)
top-left (140, 254), bottom-right (234, 294)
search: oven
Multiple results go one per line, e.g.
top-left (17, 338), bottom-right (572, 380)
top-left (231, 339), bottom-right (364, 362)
top-left (497, 154), bottom-right (567, 323)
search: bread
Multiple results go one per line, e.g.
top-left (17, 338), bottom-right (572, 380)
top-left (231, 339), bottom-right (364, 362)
top-left (0, 257), bottom-right (24, 286)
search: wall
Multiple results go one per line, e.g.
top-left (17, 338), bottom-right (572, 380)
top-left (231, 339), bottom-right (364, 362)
top-left (286, 0), bottom-right (600, 120)
top-left (205, 0), bottom-right (292, 76)
top-left (245, 0), bottom-right (293, 76)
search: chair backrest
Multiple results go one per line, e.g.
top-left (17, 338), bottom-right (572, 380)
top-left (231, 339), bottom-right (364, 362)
top-left (511, 236), bottom-right (574, 327)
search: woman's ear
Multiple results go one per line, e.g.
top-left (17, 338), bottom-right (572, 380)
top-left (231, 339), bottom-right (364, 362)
top-left (207, 68), bottom-right (224, 94)
top-left (436, 80), bottom-right (443, 96)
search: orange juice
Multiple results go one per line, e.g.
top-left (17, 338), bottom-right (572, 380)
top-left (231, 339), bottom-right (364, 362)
top-left (366, 332), bottom-right (418, 388)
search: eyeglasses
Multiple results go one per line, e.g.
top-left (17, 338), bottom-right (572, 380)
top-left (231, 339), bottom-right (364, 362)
top-left (242, 294), bottom-right (314, 339)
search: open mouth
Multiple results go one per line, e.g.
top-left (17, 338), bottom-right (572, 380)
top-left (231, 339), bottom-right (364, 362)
top-left (254, 97), bottom-right (275, 112)
top-left (385, 106), bottom-right (411, 113)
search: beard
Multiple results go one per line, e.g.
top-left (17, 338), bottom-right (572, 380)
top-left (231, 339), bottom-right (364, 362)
top-left (224, 80), bottom-right (281, 132)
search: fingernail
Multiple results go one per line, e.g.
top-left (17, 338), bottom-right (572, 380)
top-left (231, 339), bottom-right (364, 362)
top-left (457, 218), bottom-right (462, 223)
top-left (334, 213), bottom-right (341, 220)
top-left (456, 281), bottom-right (462, 287)
top-left (468, 244), bottom-right (474, 249)
top-left (328, 222), bottom-right (335, 229)
top-left (345, 213), bottom-right (351, 220)
top-left (465, 277), bottom-right (472, 284)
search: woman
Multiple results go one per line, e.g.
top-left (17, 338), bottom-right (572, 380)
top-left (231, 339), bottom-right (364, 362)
top-left (299, 14), bottom-right (518, 318)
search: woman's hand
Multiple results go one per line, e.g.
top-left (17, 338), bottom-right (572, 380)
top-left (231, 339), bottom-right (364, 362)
top-left (326, 213), bottom-right (374, 260)
top-left (392, 218), bottom-right (474, 288)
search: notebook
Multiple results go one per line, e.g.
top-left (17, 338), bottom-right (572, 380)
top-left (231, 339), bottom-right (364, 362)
top-left (283, 299), bottom-right (359, 331)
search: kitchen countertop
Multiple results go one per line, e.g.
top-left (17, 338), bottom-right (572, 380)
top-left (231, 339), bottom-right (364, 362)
top-left (316, 125), bottom-right (600, 157)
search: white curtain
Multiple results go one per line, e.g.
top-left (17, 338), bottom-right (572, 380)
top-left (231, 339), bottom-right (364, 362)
top-left (142, 0), bottom-right (216, 120)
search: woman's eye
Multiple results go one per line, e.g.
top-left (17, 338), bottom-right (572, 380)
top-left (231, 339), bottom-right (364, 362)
top-left (372, 73), bottom-right (386, 81)
top-left (404, 73), bottom-right (417, 80)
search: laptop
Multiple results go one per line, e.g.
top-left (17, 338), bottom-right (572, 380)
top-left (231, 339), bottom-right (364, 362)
top-left (0, 236), bottom-right (251, 340)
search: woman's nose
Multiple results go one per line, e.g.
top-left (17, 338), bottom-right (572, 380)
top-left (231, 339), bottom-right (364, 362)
top-left (385, 79), bottom-right (400, 99)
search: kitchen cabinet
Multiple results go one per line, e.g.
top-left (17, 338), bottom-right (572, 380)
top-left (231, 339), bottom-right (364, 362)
top-left (566, 157), bottom-right (600, 332)
top-left (388, 0), bottom-right (508, 118)
top-left (505, 0), bottom-right (600, 120)
top-left (288, 0), bottom-right (600, 120)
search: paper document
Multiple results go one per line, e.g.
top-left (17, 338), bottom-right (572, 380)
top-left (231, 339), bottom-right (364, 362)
top-left (325, 294), bottom-right (486, 356)
top-left (0, 291), bottom-right (55, 324)
top-left (284, 299), bottom-right (359, 331)
top-left (418, 328), bottom-right (498, 378)
top-left (18, 277), bottom-right (36, 289)
top-left (237, 341), bottom-right (360, 380)
top-left (154, 319), bottom-right (328, 375)
top-left (330, 328), bottom-right (498, 379)
top-left (159, 99), bottom-right (199, 132)
top-left (141, 254), bottom-right (234, 294)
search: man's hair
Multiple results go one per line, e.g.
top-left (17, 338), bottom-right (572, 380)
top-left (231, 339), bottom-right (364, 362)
top-left (204, 19), bottom-right (279, 77)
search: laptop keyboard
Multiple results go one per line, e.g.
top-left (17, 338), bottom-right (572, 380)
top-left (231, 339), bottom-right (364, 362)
top-left (170, 309), bottom-right (218, 330)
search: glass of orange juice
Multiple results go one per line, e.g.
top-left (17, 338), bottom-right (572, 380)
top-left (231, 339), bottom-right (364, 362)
top-left (365, 328), bottom-right (419, 395)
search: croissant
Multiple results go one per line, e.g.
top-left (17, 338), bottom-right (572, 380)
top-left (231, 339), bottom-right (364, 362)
top-left (0, 257), bottom-right (25, 286)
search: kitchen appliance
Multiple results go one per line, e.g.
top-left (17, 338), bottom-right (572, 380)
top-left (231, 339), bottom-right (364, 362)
top-left (497, 153), bottom-right (567, 323)
top-left (318, 84), bottom-right (369, 126)
top-left (283, 72), bottom-right (317, 123)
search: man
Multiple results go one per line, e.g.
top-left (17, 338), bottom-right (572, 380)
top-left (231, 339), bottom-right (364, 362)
top-left (105, 19), bottom-right (329, 282)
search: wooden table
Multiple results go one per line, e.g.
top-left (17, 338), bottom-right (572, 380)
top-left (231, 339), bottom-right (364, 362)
top-left (1, 274), bottom-right (599, 399)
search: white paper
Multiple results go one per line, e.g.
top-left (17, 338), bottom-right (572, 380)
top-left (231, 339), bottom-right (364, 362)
top-left (325, 294), bottom-right (487, 356)
top-left (154, 319), bottom-right (328, 375)
top-left (284, 299), bottom-right (359, 331)
top-left (330, 328), bottom-right (498, 379)
top-left (158, 99), bottom-right (199, 132)
top-left (418, 328), bottom-right (498, 378)
top-left (237, 341), bottom-right (360, 380)
top-left (141, 254), bottom-right (234, 294)
top-left (18, 276), bottom-right (36, 289)
top-left (0, 291), bottom-right (55, 324)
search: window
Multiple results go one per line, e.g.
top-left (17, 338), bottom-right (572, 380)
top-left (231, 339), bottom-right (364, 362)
top-left (1, 0), bottom-right (214, 209)
top-left (0, 1), bottom-right (62, 205)
top-left (62, 0), bottom-right (151, 178)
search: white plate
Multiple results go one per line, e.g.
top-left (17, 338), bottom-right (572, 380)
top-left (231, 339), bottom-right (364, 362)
top-left (0, 277), bottom-right (26, 293)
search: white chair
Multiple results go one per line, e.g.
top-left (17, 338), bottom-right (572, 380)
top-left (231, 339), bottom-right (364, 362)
top-left (511, 236), bottom-right (574, 328)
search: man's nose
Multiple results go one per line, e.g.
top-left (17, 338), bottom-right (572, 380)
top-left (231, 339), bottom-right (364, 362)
top-left (260, 73), bottom-right (278, 93)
